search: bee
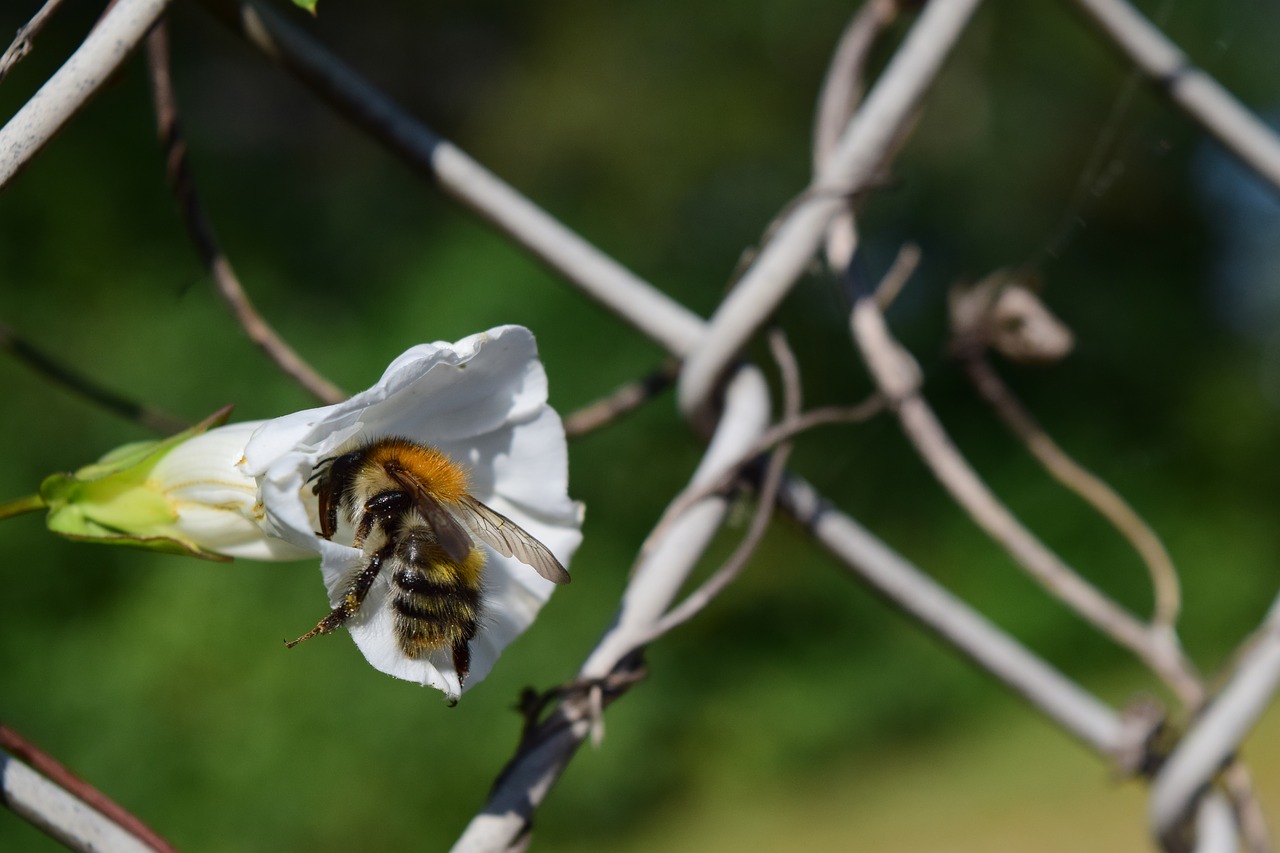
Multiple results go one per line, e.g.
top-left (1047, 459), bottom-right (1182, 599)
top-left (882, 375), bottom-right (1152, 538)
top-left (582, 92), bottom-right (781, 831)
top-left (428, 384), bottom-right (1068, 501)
top-left (286, 436), bottom-right (570, 686)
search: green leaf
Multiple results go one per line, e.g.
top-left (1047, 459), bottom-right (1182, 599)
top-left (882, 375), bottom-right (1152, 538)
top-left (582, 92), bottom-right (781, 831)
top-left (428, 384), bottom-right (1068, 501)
top-left (291, 0), bottom-right (318, 14)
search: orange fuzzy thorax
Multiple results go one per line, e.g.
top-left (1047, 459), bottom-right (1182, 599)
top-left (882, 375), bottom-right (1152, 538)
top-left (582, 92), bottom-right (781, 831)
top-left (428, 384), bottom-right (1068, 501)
top-left (363, 437), bottom-right (471, 504)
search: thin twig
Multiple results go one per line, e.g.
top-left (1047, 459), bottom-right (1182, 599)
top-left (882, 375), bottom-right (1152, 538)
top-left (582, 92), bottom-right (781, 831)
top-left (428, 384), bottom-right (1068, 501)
top-left (848, 293), bottom-right (1204, 706)
top-left (0, 0), bottom-right (68, 83)
top-left (959, 351), bottom-right (1181, 628)
top-left (1068, 0), bottom-right (1280, 194)
top-left (1, 726), bottom-right (178, 853)
top-left (812, 0), bottom-right (903, 273)
top-left (640, 445), bottom-right (792, 645)
top-left (637, 331), bottom-right (805, 643)
top-left (873, 241), bottom-right (920, 311)
top-left (638, 400), bottom-right (884, 564)
top-left (1221, 762), bottom-right (1273, 853)
top-left (563, 360), bottom-right (678, 439)
top-left (0, 0), bottom-right (175, 190)
top-left (771, 328), bottom-right (803, 422)
top-left (0, 318), bottom-right (188, 434)
top-left (144, 24), bottom-right (345, 405)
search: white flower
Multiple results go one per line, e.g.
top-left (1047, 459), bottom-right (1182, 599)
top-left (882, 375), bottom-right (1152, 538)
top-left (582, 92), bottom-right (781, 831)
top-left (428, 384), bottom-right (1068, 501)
top-left (240, 325), bottom-right (583, 701)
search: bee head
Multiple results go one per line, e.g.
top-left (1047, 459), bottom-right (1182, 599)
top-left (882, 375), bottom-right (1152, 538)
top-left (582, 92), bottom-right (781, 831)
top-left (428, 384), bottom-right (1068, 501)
top-left (310, 448), bottom-right (366, 539)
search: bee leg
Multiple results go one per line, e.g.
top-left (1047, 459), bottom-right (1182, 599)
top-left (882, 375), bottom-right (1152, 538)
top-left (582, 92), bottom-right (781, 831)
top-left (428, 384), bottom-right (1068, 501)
top-left (285, 542), bottom-right (392, 648)
top-left (451, 642), bottom-right (472, 687)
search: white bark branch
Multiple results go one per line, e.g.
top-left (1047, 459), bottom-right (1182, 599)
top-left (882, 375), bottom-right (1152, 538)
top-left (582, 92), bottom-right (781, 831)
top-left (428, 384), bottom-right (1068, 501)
top-left (1, 752), bottom-right (155, 853)
top-left (0, 0), bottom-right (176, 191)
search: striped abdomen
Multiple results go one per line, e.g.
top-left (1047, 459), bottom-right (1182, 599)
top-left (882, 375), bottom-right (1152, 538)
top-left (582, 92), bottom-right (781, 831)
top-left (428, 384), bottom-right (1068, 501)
top-left (389, 525), bottom-right (485, 681)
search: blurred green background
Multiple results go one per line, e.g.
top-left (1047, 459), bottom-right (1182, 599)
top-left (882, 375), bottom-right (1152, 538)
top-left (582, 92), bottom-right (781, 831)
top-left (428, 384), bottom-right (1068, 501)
top-left (2, 0), bottom-right (1280, 849)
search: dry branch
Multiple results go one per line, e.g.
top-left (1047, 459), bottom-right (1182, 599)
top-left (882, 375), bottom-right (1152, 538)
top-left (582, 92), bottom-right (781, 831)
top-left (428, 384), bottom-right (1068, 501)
top-left (0, 0), bottom-right (175, 190)
top-left (144, 23), bottom-right (346, 405)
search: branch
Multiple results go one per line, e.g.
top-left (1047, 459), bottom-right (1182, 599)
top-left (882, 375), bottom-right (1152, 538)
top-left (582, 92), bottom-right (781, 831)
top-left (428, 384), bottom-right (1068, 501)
top-left (0, 0), bottom-right (176, 191)
top-left (143, 23), bottom-right (346, 405)
top-left (563, 360), bottom-right (677, 439)
top-left (1068, 0), bottom-right (1280, 194)
top-left (1, 727), bottom-right (177, 853)
top-left (638, 330), bottom-right (803, 642)
top-left (0, 0), bottom-right (68, 84)
top-left (676, 0), bottom-right (984, 429)
top-left (812, 0), bottom-right (902, 272)
top-left (960, 352), bottom-right (1182, 628)
top-left (848, 292), bottom-right (1204, 705)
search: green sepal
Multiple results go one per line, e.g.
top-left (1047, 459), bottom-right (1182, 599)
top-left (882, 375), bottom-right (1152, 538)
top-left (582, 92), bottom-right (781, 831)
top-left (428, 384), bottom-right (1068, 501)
top-left (39, 406), bottom-right (236, 562)
top-left (291, 0), bottom-right (318, 14)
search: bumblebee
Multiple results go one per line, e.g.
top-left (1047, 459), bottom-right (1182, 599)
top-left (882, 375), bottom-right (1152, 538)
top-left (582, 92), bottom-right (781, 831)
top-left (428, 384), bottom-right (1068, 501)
top-left (286, 436), bottom-right (569, 684)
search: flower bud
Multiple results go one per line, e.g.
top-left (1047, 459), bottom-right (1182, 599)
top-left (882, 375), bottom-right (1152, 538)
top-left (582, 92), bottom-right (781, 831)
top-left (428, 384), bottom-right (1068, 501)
top-left (39, 407), bottom-right (310, 562)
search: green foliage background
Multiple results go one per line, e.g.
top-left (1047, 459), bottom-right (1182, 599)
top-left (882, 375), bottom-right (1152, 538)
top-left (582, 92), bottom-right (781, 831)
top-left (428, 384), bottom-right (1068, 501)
top-left (2, 0), bottom-right (1279, 849)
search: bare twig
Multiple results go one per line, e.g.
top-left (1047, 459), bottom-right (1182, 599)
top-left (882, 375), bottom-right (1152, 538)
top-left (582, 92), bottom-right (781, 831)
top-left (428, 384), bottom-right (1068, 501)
top-left (144, 24), bottom-right (345, 405)
top-left (812, 0), bottom-right (903, 168)
top-left (960, 353), bottom-right (1182, 628)
top-left (0, 318), bottom-right (188, 434)
top-left (848, 293), bottom-right (1204, 706)
top-left (0, 0), bottom-right (68, 84)
top-left (677, 0), bottom-right (984, 429)
top-left (641, 444), bottom-right (791, 645)
top-left (813, 0), bottom-right (903, 273)
top-left (0, 0), bottom-right (175, 190)
top-left (873, 241), bottom-right (920, 311)
top-left (638, 400), bottom-right (884, 564)
top-left (638, 331), bottom-right (804, 643)
top-left (1, 727), bottom-right (178, 853)
top-left (563, 360), bottom-right (678, 439)
top-left (1068, 0), bottom-right (1280, 193)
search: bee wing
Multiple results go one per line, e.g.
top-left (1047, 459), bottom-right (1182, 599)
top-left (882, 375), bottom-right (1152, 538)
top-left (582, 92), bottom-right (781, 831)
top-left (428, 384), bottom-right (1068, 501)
top-left (384, 465), bottom-right (475, 564)
top-left (459, 495), bottom-right (571, 585)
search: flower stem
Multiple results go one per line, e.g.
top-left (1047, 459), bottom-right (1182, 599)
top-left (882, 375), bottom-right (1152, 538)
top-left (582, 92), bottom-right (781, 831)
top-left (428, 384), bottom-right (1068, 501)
top-left (0, 493), bottom-right (46, 520)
